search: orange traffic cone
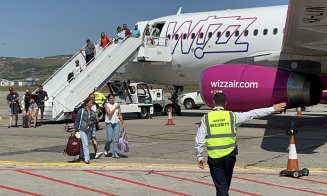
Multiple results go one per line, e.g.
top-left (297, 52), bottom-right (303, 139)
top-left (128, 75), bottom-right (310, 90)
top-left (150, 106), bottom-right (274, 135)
top-left (165, 107), bottom-right (175, 125)
top-left (296, 107), bottom-right (302, 116)
top-left (280, 129), bottom-right (309, 178)
top-left (285, 133), bottom-right (299, 171)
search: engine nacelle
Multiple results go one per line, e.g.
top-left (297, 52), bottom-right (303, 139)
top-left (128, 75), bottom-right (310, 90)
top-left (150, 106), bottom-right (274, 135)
top-left (200, 64), bottom-right (322, 111)
top-left (321, 91), bottom-right (327, 104)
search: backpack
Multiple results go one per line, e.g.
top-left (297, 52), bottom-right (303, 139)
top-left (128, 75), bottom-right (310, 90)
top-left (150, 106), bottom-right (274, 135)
top-left (67, 72), bottom-right (74, 82)
top-left (63, 135), bottom-right (81, 156)
top-left (118, 129), bottom-right (129, 153)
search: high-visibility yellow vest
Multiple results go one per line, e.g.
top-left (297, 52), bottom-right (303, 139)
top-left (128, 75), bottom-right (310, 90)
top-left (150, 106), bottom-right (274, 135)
top-left (94, 91), bottom-right (106, 106)
top-left (205, 110), bottom-right (236, 158)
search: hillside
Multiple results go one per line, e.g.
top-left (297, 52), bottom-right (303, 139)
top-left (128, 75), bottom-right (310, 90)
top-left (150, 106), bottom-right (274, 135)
top-left (0, 55), bottom-right (73, 83)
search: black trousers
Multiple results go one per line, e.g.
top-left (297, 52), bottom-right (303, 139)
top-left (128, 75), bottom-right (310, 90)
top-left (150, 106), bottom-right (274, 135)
top-left (207, 150), bottom-right (236, 196)
top-left (86, 54), bottom-right (94, 64)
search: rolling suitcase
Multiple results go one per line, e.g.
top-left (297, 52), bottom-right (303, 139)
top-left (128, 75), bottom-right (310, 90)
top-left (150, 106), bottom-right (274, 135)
top-left (11, 102), bottom-right (18, 115)
top-left (23, 116), bottom-right (29, 128)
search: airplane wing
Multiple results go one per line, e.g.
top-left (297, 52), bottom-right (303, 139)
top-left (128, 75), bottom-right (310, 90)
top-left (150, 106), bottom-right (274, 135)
top-left (282, 0), bottom-right (327, 57)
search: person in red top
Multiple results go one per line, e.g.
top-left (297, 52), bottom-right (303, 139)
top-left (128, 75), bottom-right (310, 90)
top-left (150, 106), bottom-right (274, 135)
top-left (122, 24), bottom-right (131, 38)
top-left (100, 32), bottom-right (112, 48)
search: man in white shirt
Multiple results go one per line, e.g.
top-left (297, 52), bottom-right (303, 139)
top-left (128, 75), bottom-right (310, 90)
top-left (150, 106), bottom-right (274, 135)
top-left (195, 92), bottom-right (286, 196)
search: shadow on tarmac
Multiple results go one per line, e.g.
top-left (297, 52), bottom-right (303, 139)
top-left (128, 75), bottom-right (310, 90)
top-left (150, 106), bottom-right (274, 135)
top-left (180, 110), bottom-right (327, 154)
top-left (256, 114), bottom-right (327, 154)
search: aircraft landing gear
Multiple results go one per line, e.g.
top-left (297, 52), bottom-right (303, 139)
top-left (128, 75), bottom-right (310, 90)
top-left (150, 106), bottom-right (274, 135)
top-left (164, 85), bottom-right (183, 115)
top-left (164, 103), bottom-right (181, 115)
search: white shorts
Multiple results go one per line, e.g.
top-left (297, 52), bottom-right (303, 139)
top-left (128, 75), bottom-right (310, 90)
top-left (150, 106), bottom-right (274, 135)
top-left (29, 103), bottom-right (39, 110)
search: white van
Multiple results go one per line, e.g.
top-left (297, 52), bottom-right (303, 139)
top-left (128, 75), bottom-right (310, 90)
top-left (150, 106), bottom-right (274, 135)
top-left (180, 91), bottom-right (205, 109)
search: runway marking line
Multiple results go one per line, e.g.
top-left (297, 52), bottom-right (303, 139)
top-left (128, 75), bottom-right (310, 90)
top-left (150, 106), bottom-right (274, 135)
top-left (84, 170), bottom-right (191, 196)
top-left (297, 178), bottom-right (327, 185)
top-left (234, 176), bottom-right (327, 195)
top-left (0, 184), bottom-right (43, 196)
top-left (15, 169), bottom-right (117, 196)
top-left (152, 171), bottom-right (260, 196)
top-left (1, 160), bottom-right (327, 171)
top-left (0, 169), bottom-right (325, 195)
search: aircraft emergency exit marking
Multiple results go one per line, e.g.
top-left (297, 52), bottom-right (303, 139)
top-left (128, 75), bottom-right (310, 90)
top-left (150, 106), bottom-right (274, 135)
top-left (166, 16), bottom-right (257, 59)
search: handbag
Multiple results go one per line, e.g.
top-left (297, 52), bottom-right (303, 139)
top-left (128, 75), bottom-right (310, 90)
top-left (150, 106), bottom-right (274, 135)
top-left (63, 108), bottom-right (84, 156)
top-left (118, 128), bottom-right (129, 153)
top-left (63, 135), bottom-right (81, 156)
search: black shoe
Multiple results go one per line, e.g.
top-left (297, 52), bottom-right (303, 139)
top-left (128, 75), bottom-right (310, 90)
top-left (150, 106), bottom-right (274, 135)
top-left (68, 158), bottom-right (82, 163)
top-left (84, 160), bottom-right (91, 164)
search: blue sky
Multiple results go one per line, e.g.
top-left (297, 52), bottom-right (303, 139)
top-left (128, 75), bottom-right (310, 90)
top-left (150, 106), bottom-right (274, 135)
top-left (0, 0), bottom-right (288, 58)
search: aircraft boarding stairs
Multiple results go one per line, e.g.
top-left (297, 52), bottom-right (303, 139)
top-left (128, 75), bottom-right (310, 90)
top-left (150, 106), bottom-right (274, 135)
top-left (42, 30), bottom-right (172, 121)
top-left (42, 38), bottom-right (143, 121)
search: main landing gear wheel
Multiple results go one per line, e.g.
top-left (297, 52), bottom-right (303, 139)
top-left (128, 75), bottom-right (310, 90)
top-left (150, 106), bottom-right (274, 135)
top-left (164, 104), bottom-right (181, 115)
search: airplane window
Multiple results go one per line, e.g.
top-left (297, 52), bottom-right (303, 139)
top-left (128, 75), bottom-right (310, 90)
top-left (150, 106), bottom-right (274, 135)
top-left (175, 34), bottom-right (179, 40)
top-left (167, 34), bottom-right (171, 40)
top-left (273, 28), bottom-right (278, 35)
top-left (226, 31), bottom-right (230, 37)
top-left (253, 29), bottom-right (258, 36)
top-left (244, 30), bottom-right (249, 36)
top-left (235, 30), bottom-right (239, 37)
top-left (208, 32), bottom-right (213, 38)
top-left (183, 33), bottom-right (187, 39)
top-left (191, 33), bottom-right (195, 39)
top-left (200, 32), bottom-right (204, 38)
top-left (263, 29), bottom-right (268, 35)
top-left (217, 31), bottom-right (221, 38)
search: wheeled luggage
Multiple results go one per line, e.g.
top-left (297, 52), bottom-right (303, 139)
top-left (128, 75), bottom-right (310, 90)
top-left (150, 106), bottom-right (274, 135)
top-left (23, 115), bottom-right (29, 128)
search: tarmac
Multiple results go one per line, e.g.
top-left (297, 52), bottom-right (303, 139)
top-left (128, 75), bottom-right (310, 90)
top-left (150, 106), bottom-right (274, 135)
top-left (0, 94), bottom-right (327, 195)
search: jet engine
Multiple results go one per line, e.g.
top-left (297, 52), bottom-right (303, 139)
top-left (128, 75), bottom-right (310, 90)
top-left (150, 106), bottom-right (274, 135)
top-left (200, 64), bottom-right (322, 111)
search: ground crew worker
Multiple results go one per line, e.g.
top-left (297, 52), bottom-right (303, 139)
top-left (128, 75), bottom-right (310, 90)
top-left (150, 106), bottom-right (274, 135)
top-left (93, 87), bottom-right (106, 107)
top-left (195, 92), bottom-right (286, 196)
top-left (93, 88), bottom-right (106, 130)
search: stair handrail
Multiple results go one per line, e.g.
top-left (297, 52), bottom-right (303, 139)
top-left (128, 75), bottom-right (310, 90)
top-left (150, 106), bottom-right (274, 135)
top-left (50, 38), bottom-right (114, 98)
top-left (41, 38), bottom-right (100, 87)
top-left (52, 37), bottom-right (141, 120)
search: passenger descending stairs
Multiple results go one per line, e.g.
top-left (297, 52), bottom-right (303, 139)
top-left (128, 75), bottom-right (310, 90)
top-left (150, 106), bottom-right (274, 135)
top-left (43, 38), bottom-right (142, 121)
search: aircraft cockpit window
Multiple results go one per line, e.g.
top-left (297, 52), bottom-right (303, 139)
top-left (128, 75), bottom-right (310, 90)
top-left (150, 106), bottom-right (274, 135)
top-left (175, 34), bottom-right (179, 40)
top-left (183, 33), bottom-right (187, 39)
top-left (200, 32), bottom-right (204, 38)
top-left (191, 33), bottom-right (195, 39)
top-left (167, 34), bottom-right (171, 40)
top-left (225, 31), bottom-right (230, 37)
top-left (244, 30), bottom-right (249, 36)
top-left (263, 29), bottom-right (268, 35)
top-left (273, 28), bottom-right (278, 35)
top-left (234, 30), bottom-right (239, 37)
top-left (217, 31), bottom-right (221, 38)
top-left (253, 29), bottom-right (258, 36)
top-left (208, 32), bottom-right (213, 38)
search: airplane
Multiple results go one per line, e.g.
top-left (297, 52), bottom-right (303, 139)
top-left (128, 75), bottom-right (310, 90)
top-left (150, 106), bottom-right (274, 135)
top-left (113, 0), bottom-right (327, 113)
